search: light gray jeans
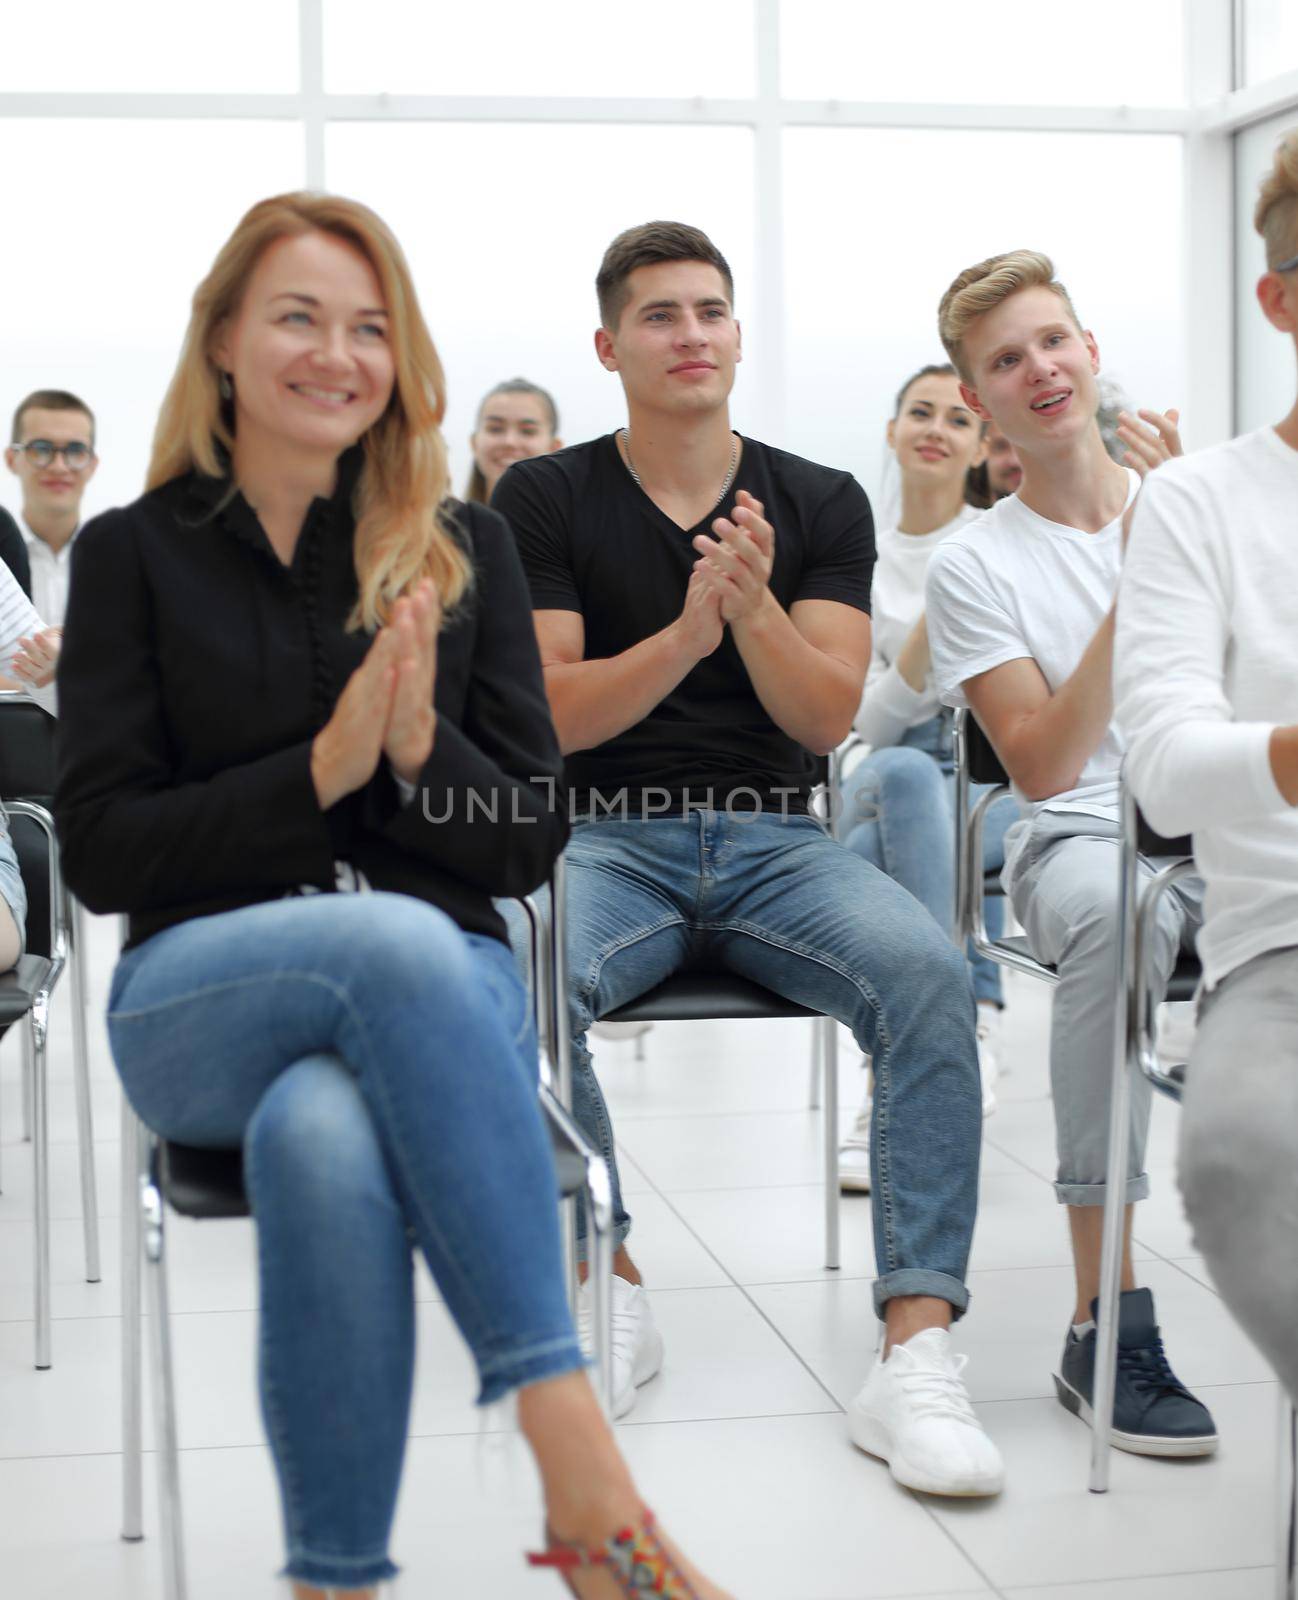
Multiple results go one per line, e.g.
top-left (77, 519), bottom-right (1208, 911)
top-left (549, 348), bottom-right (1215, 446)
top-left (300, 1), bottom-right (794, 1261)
top-left (1009, 811), bottom-right (1203, 1205)
top-left (1180, 945), bottom-right (1298, 1401)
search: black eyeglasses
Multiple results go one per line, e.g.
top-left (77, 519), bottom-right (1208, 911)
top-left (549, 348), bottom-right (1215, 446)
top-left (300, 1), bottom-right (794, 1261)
top-left (10, 440), bottom-right (95, 471)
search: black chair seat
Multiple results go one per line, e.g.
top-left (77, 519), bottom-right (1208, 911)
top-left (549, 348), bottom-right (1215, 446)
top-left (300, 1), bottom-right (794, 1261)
top-left (158, 1143), bottom-right (249, 1221)
top-left (158, 1114), bottom-right (593, 1222)
top-left (0, 954), bottom-right (53, 1022)
top-left (603, 971), bottom-right (819, 1025)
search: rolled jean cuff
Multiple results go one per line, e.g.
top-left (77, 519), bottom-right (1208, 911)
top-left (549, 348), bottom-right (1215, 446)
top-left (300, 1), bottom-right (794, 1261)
top-left (476, 1333), bottom-right (586, 1407)
top-left (576, 1216), bottom-right (631, 1264)
top-left (1053, 1173), bottom-right (1150, 1206)
top-left (283, 1549), bottom-right (400, 1588)
top-left (872, 1268), bottom-right (970, 1322)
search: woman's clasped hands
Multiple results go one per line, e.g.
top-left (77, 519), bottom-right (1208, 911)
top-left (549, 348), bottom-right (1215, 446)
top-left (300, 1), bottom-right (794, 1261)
top-left (311, 579), bottom-right (440, 810)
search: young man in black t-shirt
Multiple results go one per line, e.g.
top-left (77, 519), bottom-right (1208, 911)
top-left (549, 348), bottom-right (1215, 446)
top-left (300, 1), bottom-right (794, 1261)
top-left (493, 222), bottom-right (1001, 1495)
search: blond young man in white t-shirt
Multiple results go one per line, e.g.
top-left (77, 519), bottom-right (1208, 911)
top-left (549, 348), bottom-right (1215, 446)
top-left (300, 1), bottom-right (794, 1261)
top-left (1116, 131), bottom-right (1298, 1404)
top-left (924, 250), bottom-right (1218, 1458)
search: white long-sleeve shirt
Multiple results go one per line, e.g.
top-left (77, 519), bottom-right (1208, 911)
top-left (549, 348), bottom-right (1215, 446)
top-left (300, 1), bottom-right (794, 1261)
top-left (0, 556), bottom-right (56, 717)
top-left (853, 505), bottom-right (980, 749)
top-left (1115, 426), bottom-right (1298, 988)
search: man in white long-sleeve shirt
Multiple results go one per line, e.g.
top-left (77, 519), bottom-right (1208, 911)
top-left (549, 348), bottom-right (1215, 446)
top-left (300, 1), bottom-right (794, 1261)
top-left (924, 248), bottom-right (1219, 1459)
top-left (1116, 129), bottom-right (1298, 1403)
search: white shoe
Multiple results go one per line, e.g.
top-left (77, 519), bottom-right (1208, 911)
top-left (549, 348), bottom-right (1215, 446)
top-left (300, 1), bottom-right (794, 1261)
top-left (577, 1274), bottom-right (664, 1419)
top-left (847, 1327), bottom-right (1005, 1497)
top-left (837, 1106), bottom-right (872, 1193)
top-left (974, 1006), bottom-right (1000, 1118)
top-left (590, 1021), bottom-right (654, 1041)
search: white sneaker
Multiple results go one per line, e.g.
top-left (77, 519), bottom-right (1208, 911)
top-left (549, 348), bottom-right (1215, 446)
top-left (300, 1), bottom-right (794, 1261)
top-left (577, 1274), bottom-right (664, 1419)
top-left (974, 1006), bottom-right (1000, 1117)
top-left (837, 1106), bottom-right (872, 1193)
top-left (590, 1020), bottom-right (654, 1041)
top-left (848, 1327), bottom-right (1005, 1497)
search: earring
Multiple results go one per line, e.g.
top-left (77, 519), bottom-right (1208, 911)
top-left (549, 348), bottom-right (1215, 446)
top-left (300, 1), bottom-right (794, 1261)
top-left (219, 371), bottom-right (233, 400)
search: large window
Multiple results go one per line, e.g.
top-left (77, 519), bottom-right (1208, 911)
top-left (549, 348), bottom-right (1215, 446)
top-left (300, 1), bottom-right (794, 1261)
top-left (1240, 0), bottom-right (1298, 88)
top-left (0, 123), bottom-right (304, 519)
top-left (779, 0), bottom-right (1184, 105)
top-left (326, 123), bottom-right (757, 489)
top-left (783, 129), bottom-right (1184, 507)
top-left (323, 0), bottom-right (757, 97)
top-left (2, 1), bottom-right (1294, 535)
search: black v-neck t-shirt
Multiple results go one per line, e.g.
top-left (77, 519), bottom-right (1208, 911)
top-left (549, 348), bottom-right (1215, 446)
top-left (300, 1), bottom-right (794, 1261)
top-left (494, 432), bottom-right (874, 816)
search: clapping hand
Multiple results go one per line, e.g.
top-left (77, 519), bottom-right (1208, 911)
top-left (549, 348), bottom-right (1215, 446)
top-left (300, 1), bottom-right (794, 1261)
top-left (691, 490), bottom-right (774, 624)
top-left (11, 627), bottom-right (62, 688)
top-left (383, 579), bottom-right (440, 785)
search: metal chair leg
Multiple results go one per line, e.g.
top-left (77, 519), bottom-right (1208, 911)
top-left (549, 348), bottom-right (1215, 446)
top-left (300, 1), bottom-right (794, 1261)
top-left (142, 1166), bottom-right (188, 1600)
top-left (31, 1000), bottom-right (51, 1370)
top-left (67, 894), bottom-right (101, 1283)
top-left (1090, 786), bottom-right (1141, 1492)
top-left (807, 1017), bottom-right (822, 1110)
top-left (821, 1015), bottom-right (840, 1270)
top-left (560, 1194), bottom-right (579, 1320)
top-left (1280, 1395), bottom-right (1297, 1600)
top-left (584, 1157), bottom-right (616, 1417)
top-left (21, 1021), bottom-right (32, 1142)
top-left (121, 1101), bottom-right (145, 1542)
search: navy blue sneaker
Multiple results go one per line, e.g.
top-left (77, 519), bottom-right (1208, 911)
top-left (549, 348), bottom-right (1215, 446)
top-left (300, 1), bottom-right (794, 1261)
top-left (1054, 1287), bottom-right (1218, 1457)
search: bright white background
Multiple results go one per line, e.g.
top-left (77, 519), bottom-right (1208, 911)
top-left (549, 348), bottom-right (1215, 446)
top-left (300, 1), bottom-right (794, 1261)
top-left (0, 0), bottom-right (1294, 529)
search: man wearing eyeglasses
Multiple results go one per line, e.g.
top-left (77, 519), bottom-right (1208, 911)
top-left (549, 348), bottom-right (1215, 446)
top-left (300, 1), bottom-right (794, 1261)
top-left (5, 389), bottom-right (98, 629)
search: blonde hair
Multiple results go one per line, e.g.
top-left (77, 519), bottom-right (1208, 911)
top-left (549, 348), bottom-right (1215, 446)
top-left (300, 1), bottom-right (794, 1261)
top-left (1255, 129), bottom-right (1298, 269)
top-left (147, 191), bottom-right (471, 629)
top-left (938, 249), bottom-right (1083, 384)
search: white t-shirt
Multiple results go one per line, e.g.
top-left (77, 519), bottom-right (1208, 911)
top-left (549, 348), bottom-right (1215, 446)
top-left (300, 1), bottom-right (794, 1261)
top-left (1115, 426), bottom-right (1298, 989)
top-left (853, 504), bottom-right (981, 749)
top-left (925, 470), bottom-right (1139, 832)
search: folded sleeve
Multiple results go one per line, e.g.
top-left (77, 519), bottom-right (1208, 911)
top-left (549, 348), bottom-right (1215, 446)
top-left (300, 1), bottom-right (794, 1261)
top-left (54, 509), bottom-right (340, 915)
top-left (375, 505), bottom-right (568, 899)
top-left (1115, 471), bottom-right (1287, 837)
top-left (925, 542), bottom-right (1031, 708)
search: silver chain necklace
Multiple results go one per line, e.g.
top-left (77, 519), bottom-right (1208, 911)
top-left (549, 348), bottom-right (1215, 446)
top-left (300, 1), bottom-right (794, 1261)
top-left (619, 428), bottom-right (739, 505)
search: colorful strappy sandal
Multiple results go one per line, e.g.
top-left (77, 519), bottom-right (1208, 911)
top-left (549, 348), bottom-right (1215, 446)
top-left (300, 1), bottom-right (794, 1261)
top-left (526, 1509), bottom-right (703, 1597)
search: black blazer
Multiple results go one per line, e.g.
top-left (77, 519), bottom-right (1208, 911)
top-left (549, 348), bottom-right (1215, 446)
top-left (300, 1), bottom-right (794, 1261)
top-left (53, 449), bottom-right (567, 948)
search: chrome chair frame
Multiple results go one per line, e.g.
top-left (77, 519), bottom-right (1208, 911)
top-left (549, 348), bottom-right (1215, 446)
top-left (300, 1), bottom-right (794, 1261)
top-left (1, 800), bottom-right (100, 1367)
top-left (119, 891), bottom-right (618, 1596)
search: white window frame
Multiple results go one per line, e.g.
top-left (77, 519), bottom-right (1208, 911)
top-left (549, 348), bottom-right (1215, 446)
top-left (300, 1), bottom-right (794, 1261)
top-left (2, 0), bottom-right (1295, 446)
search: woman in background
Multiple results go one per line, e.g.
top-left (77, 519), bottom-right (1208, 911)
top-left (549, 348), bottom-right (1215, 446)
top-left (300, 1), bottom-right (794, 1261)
top-left (465, 377), bottom-right (562, 504)
top-left (838, 364), bottom-right (1016, 1188)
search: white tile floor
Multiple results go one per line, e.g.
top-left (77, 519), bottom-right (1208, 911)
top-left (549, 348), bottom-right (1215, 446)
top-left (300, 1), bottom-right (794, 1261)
top-left (0, 914), bottom-right (1282, 1598)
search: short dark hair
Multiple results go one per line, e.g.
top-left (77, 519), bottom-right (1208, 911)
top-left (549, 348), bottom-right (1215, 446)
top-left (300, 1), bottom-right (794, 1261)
top-left (596, 221), bottom-right (734, 330)
top-left (11, 389), bottom-right (96, 447)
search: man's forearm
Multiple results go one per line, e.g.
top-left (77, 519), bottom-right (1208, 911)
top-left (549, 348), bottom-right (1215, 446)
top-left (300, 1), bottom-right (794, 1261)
top-left (545, 623), bottom-right (704, 755)
top-left (731, 594), bottom-right (863, 755)
top-left (1005, 610), bottom-right (1116, 800)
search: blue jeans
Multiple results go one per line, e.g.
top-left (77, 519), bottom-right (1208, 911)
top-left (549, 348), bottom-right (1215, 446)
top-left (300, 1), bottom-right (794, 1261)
top-left (841, 715), bottom-right (1018, 1006)
top-left (107, 893), bottom-right (582, 1590)
top-left (555, 810), bottom-right (980, 1321)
